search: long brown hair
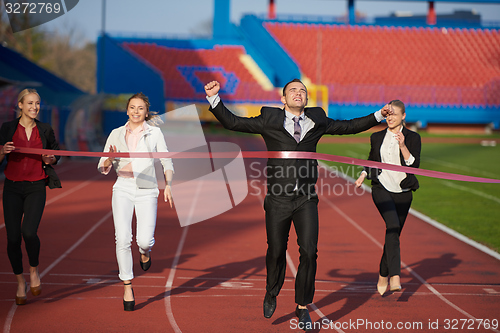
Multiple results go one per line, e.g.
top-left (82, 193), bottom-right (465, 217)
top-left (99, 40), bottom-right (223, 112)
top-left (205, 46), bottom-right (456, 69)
top-left (127, 92), bottom-right (152, 121)
top-left (126, 92), bottom-right (161, 124)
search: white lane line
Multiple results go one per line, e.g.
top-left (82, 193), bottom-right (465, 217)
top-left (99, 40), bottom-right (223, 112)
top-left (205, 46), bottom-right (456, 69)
top-left (148, 291), bottom-right (499, 298)
top-left (285, 241), bottom-right (344, 333)
top-left (0, 281), bottom-right (172, 288)
top-left (45, 174), bottom-right (102, 206)
top-left (285, 251), bottom-right (297, 277)
top-left (1, 290), bottom-right (496, 303)
top-left (47, 273), bottom-right (165, 279)
top-left (164, 226), bottom-right (189, 333)
top-left (409, 209), bottom-right (500, 261)
top-left (3, 210), bottom-right (112, 333)
top-left (313, 289), bottom-right (500, 297)
top-left (40, 211), bottom-right (112, 277)
top-left (163, 182), bottom-right (265, 333)
top-left (173, 294), bottom-right (272, 298)
top-left (176, 276), bottom-right (266, 282)
top-left (404, 264), bottom-right (500, 332)
top-left (0, 295), bottom-right (171, 301)
top-left (319, 161), bottom-right (500, 262)
top-left (8, 271), bottom-right (494, 288)
top-left (322, 196), bottom-right (500, 333)
top-left (441, 180), bottom-right (500, 204)
top-left (484, 288), bottom-right (499, 294)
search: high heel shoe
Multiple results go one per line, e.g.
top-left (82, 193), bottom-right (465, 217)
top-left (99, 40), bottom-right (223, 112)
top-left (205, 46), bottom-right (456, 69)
top-left (30, 284), bottom-right (42, 296)
top-left (123, 282), bottom-right (135, 311)
top-left (15, 282), bottom-right (28, 305)
top-left (30, 268), bottom-right (42, 296)
top-left (139, 253), bottom-right (151, 271)
top-left (390, 275), bottom-right (402, 292)
top-left (376, 275), bottom-right (389, 296)
top-left (390, 285), bottom-right (402, 292)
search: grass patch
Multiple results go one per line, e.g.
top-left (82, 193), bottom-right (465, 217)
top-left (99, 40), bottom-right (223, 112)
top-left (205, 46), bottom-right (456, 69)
top-left (317, 134), bottom-right (500, 253)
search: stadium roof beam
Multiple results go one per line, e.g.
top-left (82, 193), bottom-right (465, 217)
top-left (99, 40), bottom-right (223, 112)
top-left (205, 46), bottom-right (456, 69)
top-left (214, 0), bottom-right (232, 38)
top-left (268, 0), bottom-right (500, 25)
top-left (269, 0), bottom-right (276, 19)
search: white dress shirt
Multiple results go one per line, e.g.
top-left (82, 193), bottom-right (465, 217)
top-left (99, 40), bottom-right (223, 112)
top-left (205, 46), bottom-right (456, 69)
top-left (206, 94), bottom-right (385, 142)
top-left (283, 110), bottom-right (314, 141)
top-left (378, 128), bottom-right (415, 193)
top-left (208, 93), bottom-right (386, 192)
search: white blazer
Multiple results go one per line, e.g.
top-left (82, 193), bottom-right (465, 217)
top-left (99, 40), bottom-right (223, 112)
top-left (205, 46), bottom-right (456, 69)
top-left (98, 123), bottom-right (174, 189)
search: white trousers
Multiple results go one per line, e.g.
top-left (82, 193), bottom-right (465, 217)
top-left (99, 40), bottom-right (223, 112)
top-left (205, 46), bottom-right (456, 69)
top-left (112, 177), bottom-right (159, 281)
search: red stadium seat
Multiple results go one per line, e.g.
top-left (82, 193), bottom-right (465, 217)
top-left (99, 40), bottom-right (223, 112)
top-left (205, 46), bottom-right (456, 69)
top-left (264, 22), bottom-right (500, 106)
top-left (122, 43), bottom-right (279, 103)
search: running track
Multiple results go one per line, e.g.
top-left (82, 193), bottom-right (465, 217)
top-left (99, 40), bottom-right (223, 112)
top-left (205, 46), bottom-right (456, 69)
top-left (0, 136), bottom-right (499, 333)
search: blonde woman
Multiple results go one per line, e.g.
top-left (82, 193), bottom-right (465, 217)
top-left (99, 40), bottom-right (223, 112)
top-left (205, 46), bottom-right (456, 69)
top-left (98, 93), bottom-right (174, 311)
top-left (355, 100), bottom-right (421, 295)
top-left (0, 89), bottom-right (61, 305)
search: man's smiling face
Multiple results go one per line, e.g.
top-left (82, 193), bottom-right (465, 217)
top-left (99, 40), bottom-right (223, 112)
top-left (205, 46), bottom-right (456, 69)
top-left (281, 81), bottom-right (308, 112)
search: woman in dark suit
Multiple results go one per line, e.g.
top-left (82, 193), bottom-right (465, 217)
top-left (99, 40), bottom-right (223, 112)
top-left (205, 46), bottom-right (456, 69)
top-left (0, 89), bottom-right (61, 305)
top-left (355, 100), bottom-right (420, 295)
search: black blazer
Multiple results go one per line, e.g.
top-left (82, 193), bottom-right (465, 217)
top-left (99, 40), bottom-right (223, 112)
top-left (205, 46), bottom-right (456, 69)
top-left (0, 118), bottom-right (61, 188)
top-left (365, 126), bottom-right (421, 191)
top-left (210, 101), bottom-right (379, 195)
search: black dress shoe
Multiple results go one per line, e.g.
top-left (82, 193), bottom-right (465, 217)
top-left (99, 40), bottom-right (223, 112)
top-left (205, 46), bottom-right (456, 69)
top-left (263, 292), bottom-right (276, 318)
top-left (140, 253), bottom-right (151, 271)
top-left (123, 298), bottom-right (135, 311)
top-left (295, 305), bottom-right (312, 331)
top-left (123, 282), bottom-right (135, 311)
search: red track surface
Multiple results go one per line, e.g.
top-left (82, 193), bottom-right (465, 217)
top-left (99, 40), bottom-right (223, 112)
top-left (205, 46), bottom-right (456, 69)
top-left (1, 136), bottom-right (499, 332)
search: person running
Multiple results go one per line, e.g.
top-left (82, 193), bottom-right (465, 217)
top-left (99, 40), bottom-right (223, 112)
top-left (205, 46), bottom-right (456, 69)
top-left (98, 92), bottom-right (174, 311)
top-left (0, 88), bottom-right (61, 305)
top-left (355, 100), bottom-right (421, 295)
top-left (205, 79), bottom-right (392, 330)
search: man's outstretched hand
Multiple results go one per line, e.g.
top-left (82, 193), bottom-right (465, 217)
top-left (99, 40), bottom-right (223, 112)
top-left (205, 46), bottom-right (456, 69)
top-left (205, 81), bottom-right (220, 97)
top-left (380, 103), bottom-right (394, 118)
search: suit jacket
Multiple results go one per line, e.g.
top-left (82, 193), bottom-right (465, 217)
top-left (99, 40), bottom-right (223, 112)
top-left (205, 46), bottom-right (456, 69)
top-left (365, 126), bottom-right (421, 191)
top-left (210, 101), bottom-right (379, 195)
top-left (0, 117), bottom-right (61, 188)
top-left (97, 123), bottom-right (174, 189)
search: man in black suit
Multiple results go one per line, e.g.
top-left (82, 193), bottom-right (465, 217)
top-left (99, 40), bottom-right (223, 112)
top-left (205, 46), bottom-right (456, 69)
top-left (205, 79), bottom-right (391, 330)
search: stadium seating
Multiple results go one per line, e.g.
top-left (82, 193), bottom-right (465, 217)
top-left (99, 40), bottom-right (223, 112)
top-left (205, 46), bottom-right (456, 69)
top-left (264, 22), bottom-right (500, 106)
top-left (121, 42), bottom-right (280, 103)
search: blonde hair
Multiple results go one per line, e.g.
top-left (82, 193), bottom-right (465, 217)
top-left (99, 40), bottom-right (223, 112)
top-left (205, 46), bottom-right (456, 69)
top-left (18, 88), bottom-right (40, 104)
top-left (389, 99), bottom-right (405, 114)
top-left (389, 99), bottom-right (406, 127)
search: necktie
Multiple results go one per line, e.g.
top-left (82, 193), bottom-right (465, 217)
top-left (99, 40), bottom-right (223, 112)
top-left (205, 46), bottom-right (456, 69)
top-left (293, 116), bottom-right (301, 143)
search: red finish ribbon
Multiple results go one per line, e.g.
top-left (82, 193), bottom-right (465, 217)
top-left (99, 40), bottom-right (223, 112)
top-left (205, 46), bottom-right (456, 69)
top-left (5, 146), bottom-right (500, 184)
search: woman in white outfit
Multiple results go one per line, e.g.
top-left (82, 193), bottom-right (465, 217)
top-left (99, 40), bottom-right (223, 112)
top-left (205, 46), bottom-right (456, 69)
top-left (98, 93), bottom-right (174, 311)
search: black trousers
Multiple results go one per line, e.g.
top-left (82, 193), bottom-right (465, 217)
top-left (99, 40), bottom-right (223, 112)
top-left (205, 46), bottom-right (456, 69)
top-left (3, 179), bottom-right (46, 275)
top-left (264, 192), bottom-right (319, 306)
top-left (372, 185), bottom-right (412, 278)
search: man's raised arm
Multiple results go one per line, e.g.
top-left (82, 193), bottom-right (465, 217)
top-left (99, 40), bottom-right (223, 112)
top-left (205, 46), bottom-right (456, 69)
top-left (205, 81), bottom-right (263, 134)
